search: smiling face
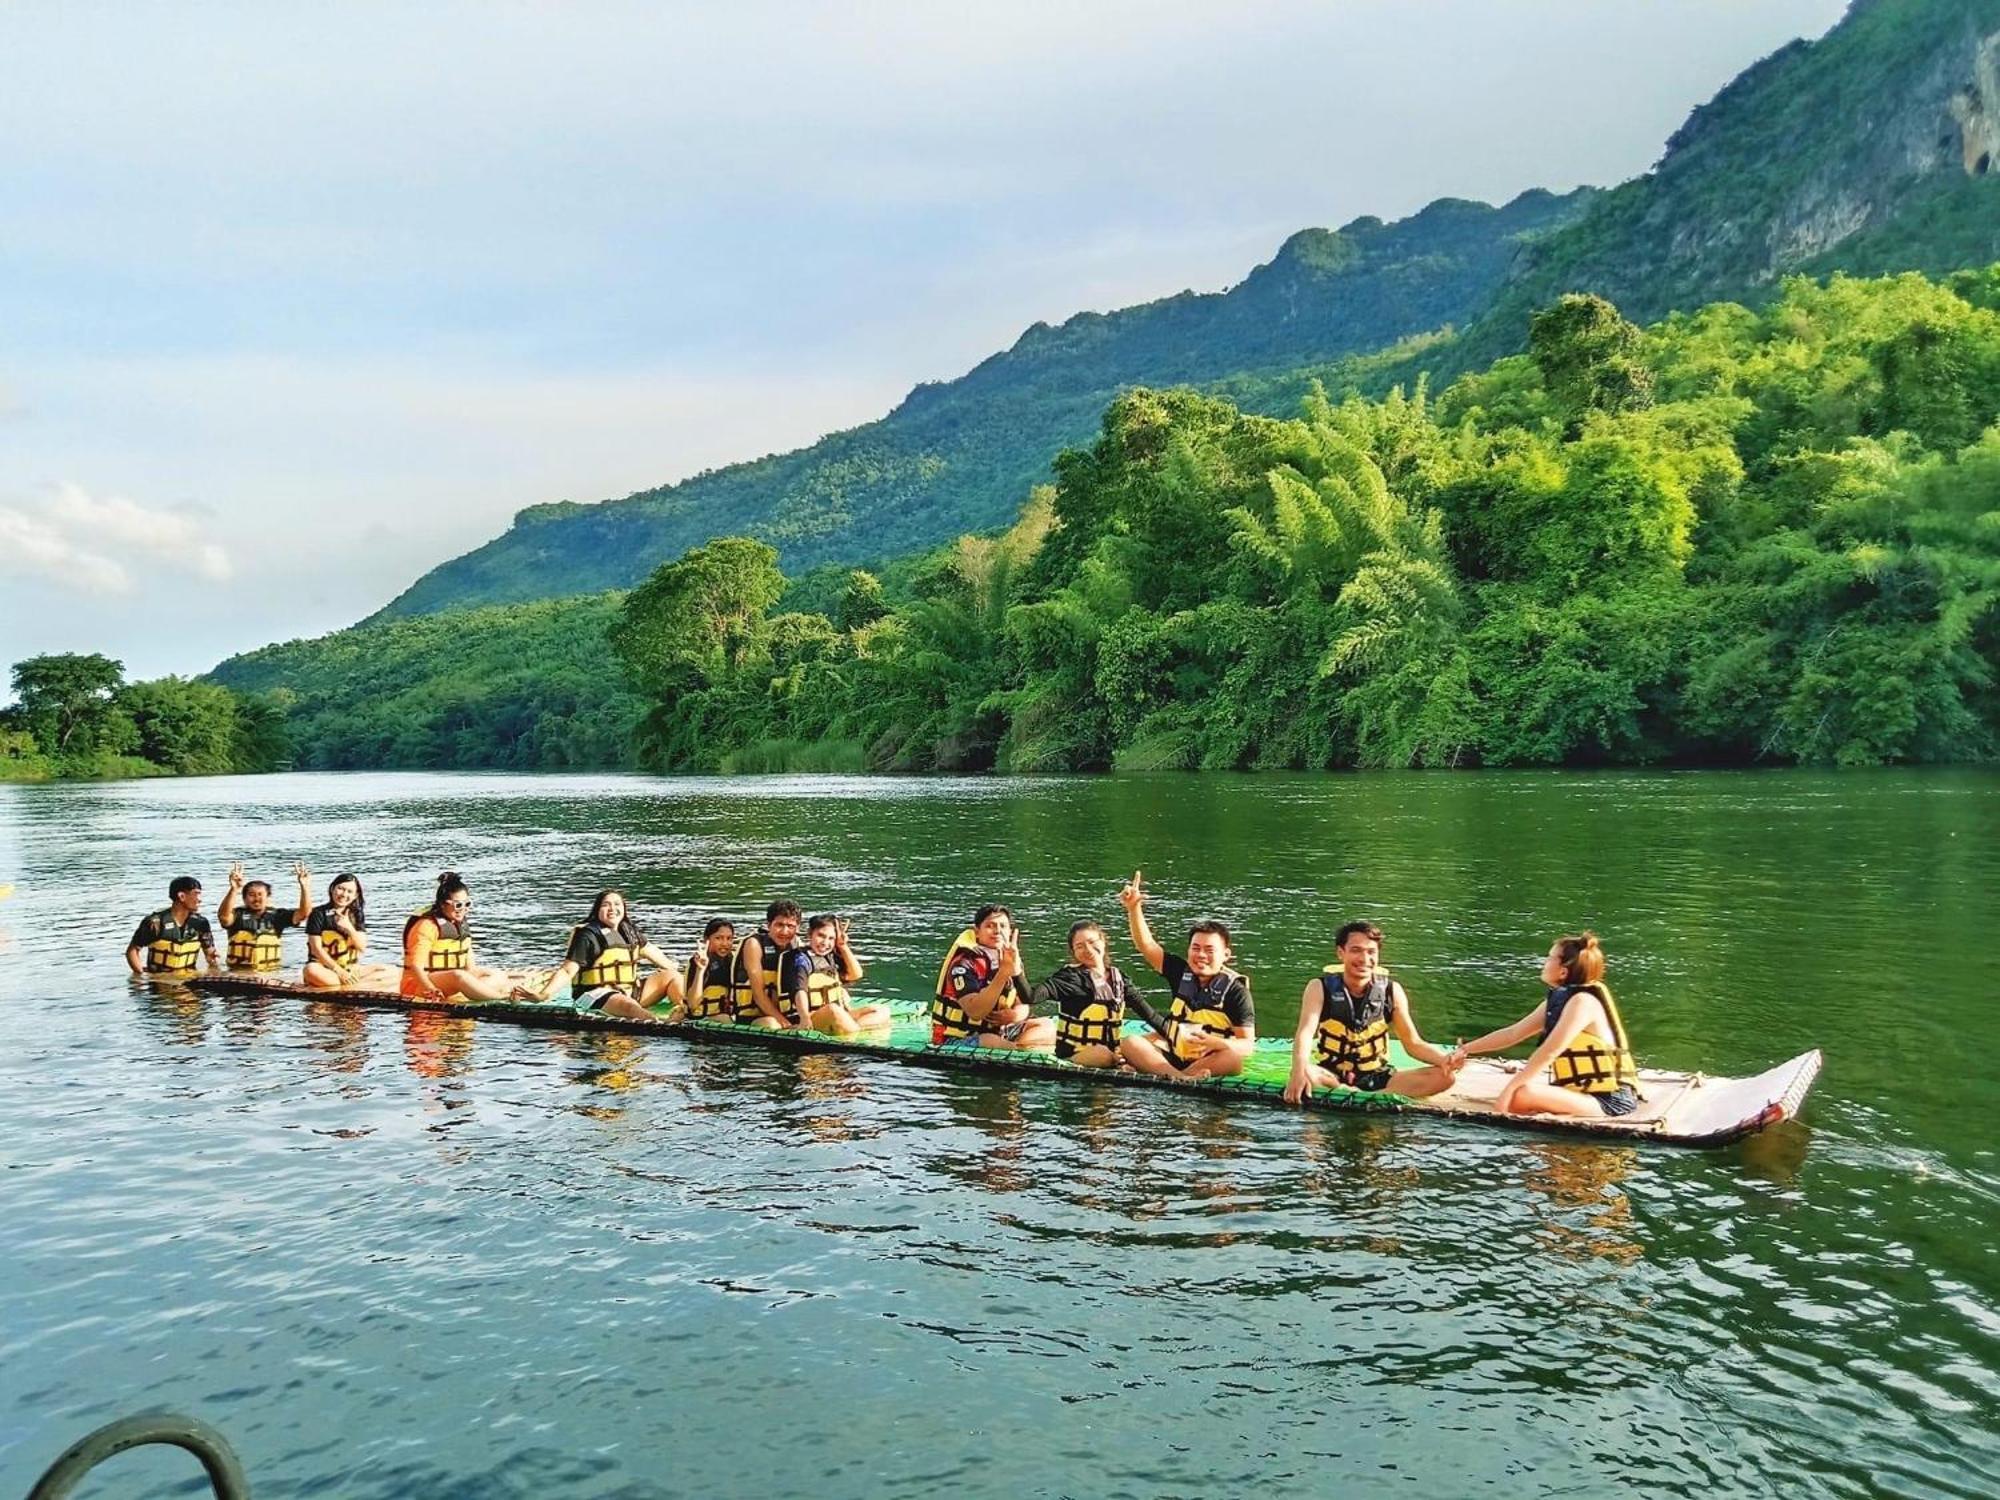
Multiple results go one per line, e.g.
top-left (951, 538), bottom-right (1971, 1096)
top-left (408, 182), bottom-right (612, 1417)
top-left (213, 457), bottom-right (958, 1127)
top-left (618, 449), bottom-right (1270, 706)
top-left (1338, 932), bottom-right (1379, 987)
top-left (594, 892), bottom-right (626, 927)
top-left (706, 926), bottom-right (736, 959)
top-left (807, 922), bottom-right (837, 955)
top-left (1069, 924), bottom-right (1107, 970)
top-left (244, 881), bottom-right (271, 914)
top-left (329, 877), bottom-right (358, 911)
top-left (768, 912), bottom-right (800, 947)
top-left (975, 910), bottom-right (1012, 950)
top-left (1185, 929), bottom-right (1229, 979)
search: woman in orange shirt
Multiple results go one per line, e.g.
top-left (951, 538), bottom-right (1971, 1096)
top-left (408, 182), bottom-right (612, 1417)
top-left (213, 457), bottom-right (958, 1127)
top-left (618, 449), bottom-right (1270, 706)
top-left (401, 872), bottom-right (531, 1001)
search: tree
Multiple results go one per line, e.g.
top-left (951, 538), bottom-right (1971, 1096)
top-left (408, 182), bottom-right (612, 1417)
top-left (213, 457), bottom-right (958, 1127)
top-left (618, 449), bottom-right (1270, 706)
top-left (1530, 294), bottom-right (1656, 433)
top-left (836, 570), bottom-right (888, 632)
top-left (611, 537), bottom-right (786, 699)
top-left (9, 653), bottom-right (128, 759)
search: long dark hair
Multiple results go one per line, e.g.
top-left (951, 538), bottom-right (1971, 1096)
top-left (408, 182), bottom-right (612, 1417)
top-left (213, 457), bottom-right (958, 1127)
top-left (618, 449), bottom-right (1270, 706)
top-left (328, 872), bottom-right (367, 930)
top-left (586, 888), bottom-right (642, 946)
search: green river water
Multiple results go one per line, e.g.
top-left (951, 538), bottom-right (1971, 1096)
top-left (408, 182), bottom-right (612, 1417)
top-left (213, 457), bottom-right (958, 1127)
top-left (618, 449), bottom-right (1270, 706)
top-left (0, 770), bottom-right (1996, 1498)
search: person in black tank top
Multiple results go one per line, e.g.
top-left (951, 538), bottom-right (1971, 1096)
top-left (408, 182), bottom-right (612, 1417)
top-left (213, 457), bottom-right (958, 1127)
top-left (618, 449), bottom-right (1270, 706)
top-left (1283, 920), bottom-right (1462, 1105)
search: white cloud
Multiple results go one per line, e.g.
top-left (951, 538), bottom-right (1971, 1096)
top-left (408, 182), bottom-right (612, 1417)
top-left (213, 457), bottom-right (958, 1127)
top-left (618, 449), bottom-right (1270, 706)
top-left (0, 482), bottom-right (231, 597)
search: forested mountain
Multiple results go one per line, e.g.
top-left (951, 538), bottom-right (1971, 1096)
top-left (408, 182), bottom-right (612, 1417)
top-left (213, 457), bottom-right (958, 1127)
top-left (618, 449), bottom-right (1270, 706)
top-left (369, 0), bottom-right (2000, 623)
top-left (368, 191), bottom-right (1589, 620)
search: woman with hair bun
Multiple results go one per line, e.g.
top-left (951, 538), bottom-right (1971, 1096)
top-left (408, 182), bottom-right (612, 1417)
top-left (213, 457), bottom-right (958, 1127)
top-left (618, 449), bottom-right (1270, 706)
top-left (401, 872), bottom-right (531, 1001)
top-left (1453, 932), bottom-right (1640, 1117)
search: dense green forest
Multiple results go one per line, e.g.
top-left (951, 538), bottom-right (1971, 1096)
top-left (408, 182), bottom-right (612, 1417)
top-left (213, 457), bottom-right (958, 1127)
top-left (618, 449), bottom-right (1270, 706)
top-left (222, 266), bottom-right (2000, 773)
top-left (615, 271), bottom-right (2000, 771)
top-left (209, 594), bottom-right (645, 770)
top-left (1, 654), bottom-right (290, 782)
top-left (369, 0), bottom-right (2000, 622)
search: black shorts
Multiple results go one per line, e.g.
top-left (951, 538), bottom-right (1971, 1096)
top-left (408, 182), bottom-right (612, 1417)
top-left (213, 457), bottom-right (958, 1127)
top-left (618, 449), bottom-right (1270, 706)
top-left (1596, 1086), bottom-right (1639, 1117)
top-left (1318, 1060), bottom-right (1394, 1093)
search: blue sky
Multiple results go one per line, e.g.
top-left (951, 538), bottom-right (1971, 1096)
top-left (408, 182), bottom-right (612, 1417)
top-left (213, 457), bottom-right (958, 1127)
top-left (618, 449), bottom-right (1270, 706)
top-left (0, 0), bottom-right (1848, 682)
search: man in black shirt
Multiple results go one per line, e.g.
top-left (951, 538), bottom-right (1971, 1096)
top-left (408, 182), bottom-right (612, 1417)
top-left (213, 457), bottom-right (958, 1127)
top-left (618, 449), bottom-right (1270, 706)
top-left (126, 874), bottom-right (219, 977)
top-left (1116, 872), bottom-right (1254, 1079)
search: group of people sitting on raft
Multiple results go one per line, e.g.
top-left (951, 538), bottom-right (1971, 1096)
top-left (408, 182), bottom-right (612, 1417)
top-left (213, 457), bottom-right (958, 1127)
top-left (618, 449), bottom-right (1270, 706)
top-left (125, 867), bottom-right (1640, 1119)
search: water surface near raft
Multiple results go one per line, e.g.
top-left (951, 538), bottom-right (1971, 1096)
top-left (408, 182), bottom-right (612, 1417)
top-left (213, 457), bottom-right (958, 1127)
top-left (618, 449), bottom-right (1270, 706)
top-left (1, 769), bottom-right (1997, 1499)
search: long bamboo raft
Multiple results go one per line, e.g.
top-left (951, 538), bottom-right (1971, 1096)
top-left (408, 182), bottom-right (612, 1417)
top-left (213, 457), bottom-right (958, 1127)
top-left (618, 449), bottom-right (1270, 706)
top-left (185, 973), bottom-right (1821, 1148)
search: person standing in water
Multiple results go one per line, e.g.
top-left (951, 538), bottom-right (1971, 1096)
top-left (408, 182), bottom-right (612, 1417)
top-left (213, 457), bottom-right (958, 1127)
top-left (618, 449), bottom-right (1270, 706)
top-left (932, 904), bottom-right (1055, 1050)
top-left (126, 875), bottom-right (219, 978)
top-left (1282, 920), bottom-right (1461, 1105)
top-left (401, 872), bottom-right (530, 1002)
top-left (1033, 919), bottom-right (1142, 1069)
top-left (217, 861), bottom-right (312, 972)
top-left (303, 872), bottom-right (399, 989)
top-left (1117, 873), bottom-right (1254, 1080)
top-left (786, 914), bottom-right (891, 1036)
top-left (731, 900), bottom-right (803, 1028)
top-left (532, 889), bottom-right (684, 1021)
top-left (1449, 931), bottom-right (1640, 1118)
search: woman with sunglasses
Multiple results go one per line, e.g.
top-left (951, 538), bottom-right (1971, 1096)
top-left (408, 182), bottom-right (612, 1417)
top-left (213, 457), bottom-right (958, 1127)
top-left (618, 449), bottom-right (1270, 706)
top-left (401, 872), bottom-right (532, 1001)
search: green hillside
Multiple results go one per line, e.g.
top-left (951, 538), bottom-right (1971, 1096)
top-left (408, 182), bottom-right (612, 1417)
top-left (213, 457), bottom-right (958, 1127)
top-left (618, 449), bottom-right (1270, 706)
top-left (368, 191), bottom-right (1590, 620)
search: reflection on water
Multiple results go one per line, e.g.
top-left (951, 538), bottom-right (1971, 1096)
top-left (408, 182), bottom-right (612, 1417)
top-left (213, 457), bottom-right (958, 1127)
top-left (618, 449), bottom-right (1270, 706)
top-left (0, 770), bottom-right (1997, 1499)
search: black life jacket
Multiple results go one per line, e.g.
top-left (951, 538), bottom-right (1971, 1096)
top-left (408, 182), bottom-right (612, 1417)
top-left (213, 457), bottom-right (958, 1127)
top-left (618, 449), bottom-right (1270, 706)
top-left (142, 910), bottom-right (207, 975)
top-left (573, 920), bottom-right (640, 990)
top-left (730, 928), bottom-right (796, 1022)
top-left (1165, 965), bottom-right (1246, 1063)
top-left (226, 909), bottom-right (287, 971)
top-left (1313, 970), bottom-right (1393, 1080)
top-left (684, 951), bottom-right (734, 1020)
top-left (308, 904), bottom-right (362, 966)
top-left (1052, 965), bottom-right (1127, 1056)
top-left (792, 949), bottom-right (849, 1014)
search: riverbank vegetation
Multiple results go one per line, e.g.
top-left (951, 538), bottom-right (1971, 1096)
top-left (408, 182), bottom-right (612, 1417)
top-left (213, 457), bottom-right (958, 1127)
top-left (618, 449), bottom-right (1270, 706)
top-left (1, 654), bottom-right (290, 782)
top-left (610, 269), bottom-right (2000, 771)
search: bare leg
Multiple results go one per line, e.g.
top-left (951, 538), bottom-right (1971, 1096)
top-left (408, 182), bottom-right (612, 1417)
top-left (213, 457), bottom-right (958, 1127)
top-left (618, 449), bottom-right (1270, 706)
top-left (850, 1004), bottom-right (893, 1031)
top-left (431, 970), bottom-right (518, 1002)
top-left (1499, 1080), bottom-right (1609, 1118)
top-left (302, 962), bottom-right (345, 989)
top-left (636, 971), bottom-right (680, 1009)
top-left (810, 1005), bottom-right (860, 1038)
top-left (1383, 1064), bottom-right (1457, 1099)
top-left (1063, 1043), bottom-right (1121, 1070)
top-left (978, 1016), bottom-right (1054, 1052)
top-left (1178, 1046), bottom-right (1247, 1081)
top-left (1119, 1034), bottom-right (1182, 1076)
top-left (598, 993), bottom-right (658, 1022)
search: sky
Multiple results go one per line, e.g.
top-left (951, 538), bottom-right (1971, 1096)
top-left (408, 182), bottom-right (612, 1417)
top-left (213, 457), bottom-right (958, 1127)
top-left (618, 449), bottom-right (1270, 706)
top-left (0, 0), bottom-right (1850, 683)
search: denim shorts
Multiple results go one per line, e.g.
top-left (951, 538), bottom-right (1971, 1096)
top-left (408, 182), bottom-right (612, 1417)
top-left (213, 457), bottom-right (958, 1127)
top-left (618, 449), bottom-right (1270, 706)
top-left (1597, 1086), bottom-right (1640, 1117)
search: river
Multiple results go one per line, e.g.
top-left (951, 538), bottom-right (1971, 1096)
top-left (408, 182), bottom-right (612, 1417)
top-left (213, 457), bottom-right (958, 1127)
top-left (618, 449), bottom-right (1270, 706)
top-left (1, 770), bottom-right (1996, 1498)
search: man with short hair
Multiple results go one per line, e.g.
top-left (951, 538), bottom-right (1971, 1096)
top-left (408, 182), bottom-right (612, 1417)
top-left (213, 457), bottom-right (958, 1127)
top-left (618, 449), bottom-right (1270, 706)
top-left (1116, 872), bottom-right (1254, 1079)
top-left (217, 860), bottom-right (312, 972)
top-left (932, 904), bottom-right (1055, 1050)
top-left (126, 875), bottom-right (220, 977)
top-left (732, 900), bottom-right (804, 1028)
top-left (1283, 920), bottom-right (1461, 1105)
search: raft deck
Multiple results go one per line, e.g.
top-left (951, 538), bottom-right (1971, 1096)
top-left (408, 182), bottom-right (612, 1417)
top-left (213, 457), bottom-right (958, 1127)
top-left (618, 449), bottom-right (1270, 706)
top-left (183, 974), bottom-right (1820, 1148)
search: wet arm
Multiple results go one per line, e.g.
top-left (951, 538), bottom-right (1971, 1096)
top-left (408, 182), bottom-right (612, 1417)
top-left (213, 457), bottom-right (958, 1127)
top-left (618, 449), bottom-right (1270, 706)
top-left (1125, 902), bottom-right (1167, 975)
top-left (1390, 985), bottom-right (1452, 1067)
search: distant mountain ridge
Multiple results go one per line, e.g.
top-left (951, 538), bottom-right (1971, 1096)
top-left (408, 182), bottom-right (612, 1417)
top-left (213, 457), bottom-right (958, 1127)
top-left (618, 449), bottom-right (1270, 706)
top-left (365, 0), bottom-right (2000, 622)
top-left (367, 190), bottom-right (1590, 620)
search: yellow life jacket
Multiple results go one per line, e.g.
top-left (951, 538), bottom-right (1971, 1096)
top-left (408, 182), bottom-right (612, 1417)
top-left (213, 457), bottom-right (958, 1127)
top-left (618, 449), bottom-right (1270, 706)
top-left (1544, 984), bottom-right (1638, 1095)
top-left (406, 911), bottom-right (470, 973)
top-left (314, 916), bottom-right (360, 967)
top-left (1313, 969), bottom-right (1393, 1079)
top-left (142, 910), bottom-right (207, 975)
top-left (1052, 965), bottom-right (1126, 1056)
top-left (931, 929), bottom-right (995, 1042)
top-left (572, 922), bottom-right (637, 990)
top-left (792, 950), bottom-right (851, 1016)
top-left (684, 952), bottom-right (734, 1020)
top-left (730, 928), bottom-right (797, 1022)
top-left (226, 912), bottom-right (287, 971)
top-left (1166, 964), bottom-right (1246, 1063)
